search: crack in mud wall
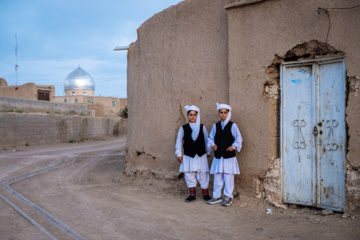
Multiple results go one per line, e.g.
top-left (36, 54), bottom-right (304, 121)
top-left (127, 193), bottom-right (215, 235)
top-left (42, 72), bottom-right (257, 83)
top-left (348, 76), bottom-right (359, 97)
top-left (263, 158), bottom-right (287, 209)
top-left (346, 74), bottom-right (360, 214)
top-left (346, 161), bottom-right (360, 213)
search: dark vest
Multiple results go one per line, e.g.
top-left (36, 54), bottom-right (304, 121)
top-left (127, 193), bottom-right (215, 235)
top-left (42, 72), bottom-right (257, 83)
top-left (214, 121), bottom-right (236, 159)
top-left (183, 123), bottom-right (206, 158)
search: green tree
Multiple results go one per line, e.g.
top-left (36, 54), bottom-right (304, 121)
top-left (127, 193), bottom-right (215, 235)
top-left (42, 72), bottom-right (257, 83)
top-left (120, 105), bottom-right (128, 118)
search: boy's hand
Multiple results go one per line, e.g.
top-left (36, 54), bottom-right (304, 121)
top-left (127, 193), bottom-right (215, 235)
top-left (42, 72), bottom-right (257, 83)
top-left (226, 146), bottom-right (234, 151)
top-left (177, 156), bottom-right (183, 163)
top-left (213, 145), bottom-right (218, 150)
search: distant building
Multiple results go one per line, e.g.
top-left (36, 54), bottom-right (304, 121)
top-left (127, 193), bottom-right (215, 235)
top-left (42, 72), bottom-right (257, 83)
top-left (0, 66), bottom-right (127, 117)
top-left (64, 66), bottom-right (95, 97)
top-left (0, 77), bottom-right (54, 101)
top-left (53, 66), bottom-right (127, 117)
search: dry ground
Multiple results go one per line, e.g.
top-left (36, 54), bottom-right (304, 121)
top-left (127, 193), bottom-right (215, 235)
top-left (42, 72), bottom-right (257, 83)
top-left (0, 137), bottom-right (359, 240)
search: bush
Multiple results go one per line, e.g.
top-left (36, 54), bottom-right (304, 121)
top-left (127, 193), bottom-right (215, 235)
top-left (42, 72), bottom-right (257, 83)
top-left (120, 106), bottom-right (128, 118)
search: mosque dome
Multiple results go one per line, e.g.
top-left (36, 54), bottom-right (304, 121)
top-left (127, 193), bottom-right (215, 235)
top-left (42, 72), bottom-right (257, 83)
top-left (64, 66), bottom-right (95, 91)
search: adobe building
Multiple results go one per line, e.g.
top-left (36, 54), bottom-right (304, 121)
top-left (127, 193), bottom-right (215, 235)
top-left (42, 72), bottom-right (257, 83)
top-left (125, 0), bottom-right (360, 213)
top-left (0, 77), bottom-right (55, 101)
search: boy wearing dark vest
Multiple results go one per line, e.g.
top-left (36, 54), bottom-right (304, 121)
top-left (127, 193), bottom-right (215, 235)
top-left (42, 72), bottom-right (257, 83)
top-left (207, 103), bottom-right (243, 207)
top-left (175, 105), bottom-right (211, 202)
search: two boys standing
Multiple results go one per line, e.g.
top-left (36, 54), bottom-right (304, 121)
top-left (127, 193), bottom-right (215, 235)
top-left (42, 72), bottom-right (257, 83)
top-left (175, 103), bottom-right (243, 207)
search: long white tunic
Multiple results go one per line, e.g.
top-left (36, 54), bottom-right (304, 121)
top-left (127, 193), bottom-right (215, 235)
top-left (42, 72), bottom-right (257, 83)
top-left (208, 122), bottom-right (243, 175)
top-left (175, 123), bottom-right (211, 173)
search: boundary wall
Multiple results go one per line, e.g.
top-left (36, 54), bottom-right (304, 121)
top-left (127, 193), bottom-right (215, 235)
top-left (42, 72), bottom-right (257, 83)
top-left (0, 113), bottom-right (127, 148)
top-left (1, 97), bottom-right (87, 115)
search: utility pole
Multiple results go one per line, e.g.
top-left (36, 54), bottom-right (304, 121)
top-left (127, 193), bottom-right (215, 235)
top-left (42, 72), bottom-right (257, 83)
top-left (15, 34), bottom-right (19, 85)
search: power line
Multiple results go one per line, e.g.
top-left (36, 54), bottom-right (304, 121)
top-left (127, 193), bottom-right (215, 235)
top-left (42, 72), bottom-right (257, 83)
top-left (318, 5), bottom-right (360, 45)
top-left (321, 5), bottom-right (360, 10)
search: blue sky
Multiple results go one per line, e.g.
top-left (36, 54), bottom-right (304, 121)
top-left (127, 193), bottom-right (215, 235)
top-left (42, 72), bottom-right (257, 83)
top-left (0, 0), bottom-right (183, 98)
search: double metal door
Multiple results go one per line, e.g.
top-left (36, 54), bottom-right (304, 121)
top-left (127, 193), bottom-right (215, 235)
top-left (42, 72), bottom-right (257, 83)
top-left (281, 58), bottom-right (345, 211)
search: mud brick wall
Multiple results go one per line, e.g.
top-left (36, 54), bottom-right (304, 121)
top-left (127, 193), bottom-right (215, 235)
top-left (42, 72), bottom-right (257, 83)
top-left (125, 0), bottom-right (359, 213)
top-left (0, 113), bottom-right (127, 148)
top-left (226, 0), bottom-right (360, 211)
top-left (126, 0), bottom-right (229, 178)
top-left (0, 97), bottom-right (87, 115)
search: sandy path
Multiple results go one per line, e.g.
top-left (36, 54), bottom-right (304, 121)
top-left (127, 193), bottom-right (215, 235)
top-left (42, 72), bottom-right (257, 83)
top-left (0, 137), bottom-right (359, 240)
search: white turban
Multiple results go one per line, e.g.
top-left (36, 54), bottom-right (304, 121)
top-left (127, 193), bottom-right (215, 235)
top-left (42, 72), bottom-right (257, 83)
top-left (184, 105), bottom-right (200, 141)
top-left (216, 102), bottom-right (232, 127)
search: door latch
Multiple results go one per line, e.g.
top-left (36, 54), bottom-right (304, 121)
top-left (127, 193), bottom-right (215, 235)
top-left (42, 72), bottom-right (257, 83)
top-left (312, 126), bottom-right (318, 136)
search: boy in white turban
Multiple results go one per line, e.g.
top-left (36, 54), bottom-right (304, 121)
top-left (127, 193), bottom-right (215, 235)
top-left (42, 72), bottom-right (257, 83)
top-left (207, 103), bottom-right (243, 207)
top-left (175, 105), bottom-right (211, 202)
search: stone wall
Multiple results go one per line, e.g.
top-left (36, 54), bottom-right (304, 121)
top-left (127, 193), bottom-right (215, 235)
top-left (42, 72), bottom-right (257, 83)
top-left (0, 97), bottom-right (87, 115)
top-left (0, 113), bottom-right (127, 148)
top-left (126, 0), bottom-right (230, 178)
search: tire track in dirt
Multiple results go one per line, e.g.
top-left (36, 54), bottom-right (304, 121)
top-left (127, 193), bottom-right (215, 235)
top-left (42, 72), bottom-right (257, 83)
top-left (0, 193), bottom-right (58, 240)
top-left (1, 157), bottom-right (85, 239)
top-left (0, 137), bottom-right (126, 240)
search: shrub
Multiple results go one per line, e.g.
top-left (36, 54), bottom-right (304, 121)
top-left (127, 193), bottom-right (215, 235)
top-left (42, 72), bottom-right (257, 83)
top-left (120, 106), bottom-right (128, 118)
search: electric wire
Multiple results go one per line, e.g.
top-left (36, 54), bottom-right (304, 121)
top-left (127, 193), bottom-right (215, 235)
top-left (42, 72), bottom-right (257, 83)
top-left (318, 4), bottom-right (360, 45)
top-left (322, 5), bottom-right (360, 10)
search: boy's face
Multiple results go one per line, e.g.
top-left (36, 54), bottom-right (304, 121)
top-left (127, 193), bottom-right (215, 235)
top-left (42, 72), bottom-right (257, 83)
top-left (187, 110), bottom-right (198, 123)
top-left (219, 109), bottom-right (229, 122)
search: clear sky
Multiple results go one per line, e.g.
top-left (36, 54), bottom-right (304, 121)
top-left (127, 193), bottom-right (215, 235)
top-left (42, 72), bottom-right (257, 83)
top-left (0, 0), bottom-right (183, 98)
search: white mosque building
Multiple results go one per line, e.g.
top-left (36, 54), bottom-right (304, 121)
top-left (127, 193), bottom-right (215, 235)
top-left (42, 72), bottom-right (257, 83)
top-left (64, 66), bottom-right (96, 98)
top-left (53, 66), bottom-right (127, 116)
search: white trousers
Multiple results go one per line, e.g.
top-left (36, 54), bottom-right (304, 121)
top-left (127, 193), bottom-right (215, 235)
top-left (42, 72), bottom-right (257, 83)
top-left (184, 172), bottom-right (209, 189)
top-left (213, 173), bottom-right (234, 198)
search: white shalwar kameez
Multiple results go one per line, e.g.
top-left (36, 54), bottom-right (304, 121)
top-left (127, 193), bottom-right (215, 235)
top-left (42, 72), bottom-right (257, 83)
top-left (175, 123), bottom-right (211, 189)
top-left (208, 121), bottom-right (243, 199)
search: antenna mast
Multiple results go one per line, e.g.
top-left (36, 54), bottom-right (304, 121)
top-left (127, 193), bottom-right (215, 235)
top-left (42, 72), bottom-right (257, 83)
top-left (15, 34), bottom-right (19, 85)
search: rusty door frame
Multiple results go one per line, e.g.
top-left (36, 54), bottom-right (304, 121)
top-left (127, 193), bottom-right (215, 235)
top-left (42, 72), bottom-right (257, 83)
top-left (280, 57), bottom-right (346, 211)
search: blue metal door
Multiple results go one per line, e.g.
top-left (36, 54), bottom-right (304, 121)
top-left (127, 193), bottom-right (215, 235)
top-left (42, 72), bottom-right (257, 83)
top-left (281, 58), bottom-right (345, 211)
top-left (281, 64), bottom-right (316, 206)
top-left (317, 61), bottom-right (346, 211)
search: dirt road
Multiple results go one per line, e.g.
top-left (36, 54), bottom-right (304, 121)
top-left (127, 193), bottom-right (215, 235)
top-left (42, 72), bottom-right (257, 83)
top-left (0, 137), bottom-right (359, 240)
